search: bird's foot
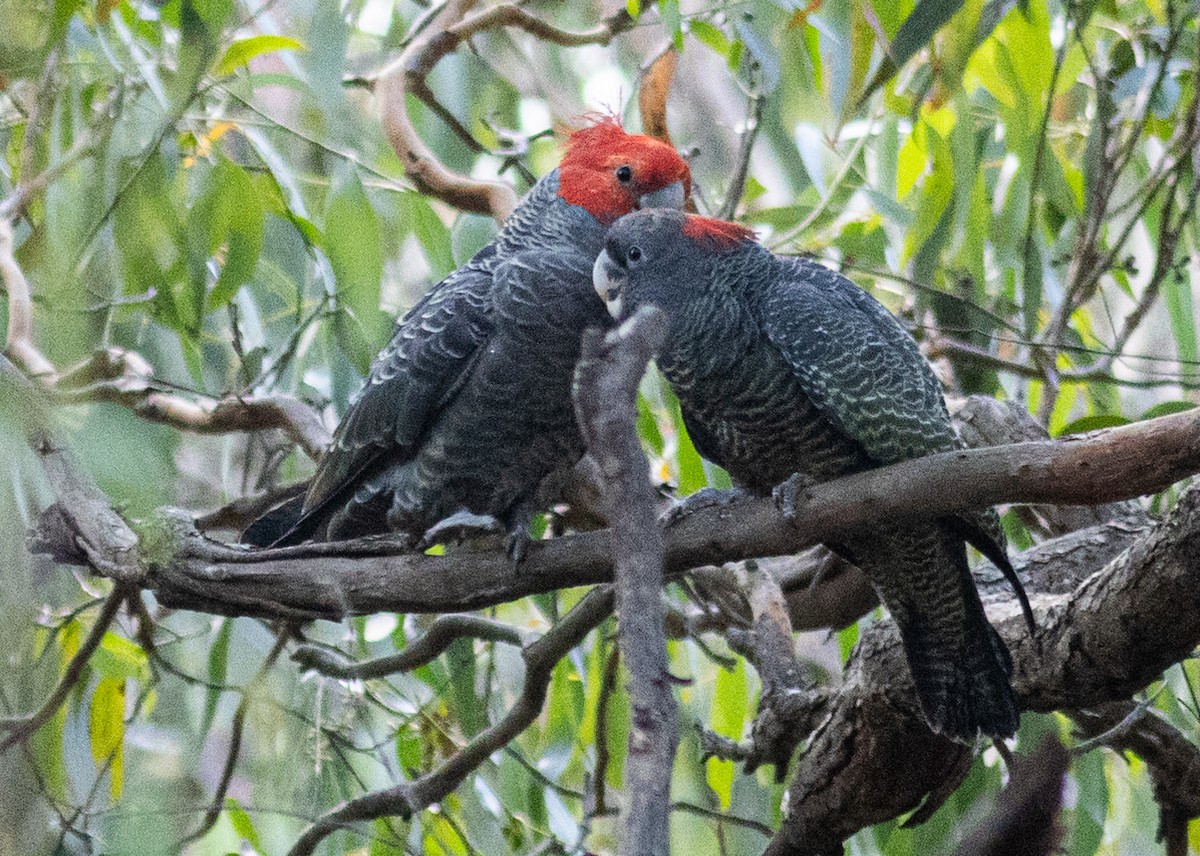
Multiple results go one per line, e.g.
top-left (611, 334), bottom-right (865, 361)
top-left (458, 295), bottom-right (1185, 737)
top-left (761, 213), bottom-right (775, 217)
top-left (772, 472), bottom-right (818, 520)
top-left (416, 511), bottom-right (505, 552)
top-left (661, 486), bottom-right (750, 527)
top-left (505, 528), bottom-right (530, 567)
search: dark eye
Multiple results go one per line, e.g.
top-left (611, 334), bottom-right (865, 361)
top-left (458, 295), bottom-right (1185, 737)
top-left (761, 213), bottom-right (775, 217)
top-left (615, 165), bottom-right (633, 183)
top-left (627, 245), bottom-right (643, 262)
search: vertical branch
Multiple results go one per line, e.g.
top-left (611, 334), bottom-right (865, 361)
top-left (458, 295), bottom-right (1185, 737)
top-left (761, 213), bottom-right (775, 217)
top-left (573, 307), bottom-right (676, 856)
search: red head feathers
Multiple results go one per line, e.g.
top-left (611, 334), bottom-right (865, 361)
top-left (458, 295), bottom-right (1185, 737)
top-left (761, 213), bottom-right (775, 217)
top-left (681, 214), bottom-right (756, 249)
top-left (557, 117), bottom-right (692, 224)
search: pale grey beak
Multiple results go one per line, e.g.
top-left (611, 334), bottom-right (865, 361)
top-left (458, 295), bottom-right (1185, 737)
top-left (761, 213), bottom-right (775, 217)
top-left (592, 249), bottom-right (625, 319)
top-left (638, 179), bottom-right (686, 211)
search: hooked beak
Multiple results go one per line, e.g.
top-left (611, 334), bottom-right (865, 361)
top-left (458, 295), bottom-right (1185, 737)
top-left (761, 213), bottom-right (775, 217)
top-left (592, 249), bottom-right (625, 320)
top-left (638, 179), bottom-right (686, 211)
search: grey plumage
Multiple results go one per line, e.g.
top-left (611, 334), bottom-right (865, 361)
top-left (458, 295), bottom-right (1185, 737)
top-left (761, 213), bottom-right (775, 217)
top-left (259, 176), bottom-right (613, 549)
top-left (595, 209), bottom-right (1022, 740)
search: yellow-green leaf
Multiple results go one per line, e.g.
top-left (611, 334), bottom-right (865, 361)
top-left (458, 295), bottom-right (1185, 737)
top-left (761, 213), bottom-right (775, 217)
top-left (706, 658), bottom-right (747, 808)
top-left (89, 677), bottom-right (126, 800)
top-left (93, 631), bottom-right (150, 683)
top-left (225, 797), bottom-right (265, 852)
top-left (217, 35), bottom-right (306, 77)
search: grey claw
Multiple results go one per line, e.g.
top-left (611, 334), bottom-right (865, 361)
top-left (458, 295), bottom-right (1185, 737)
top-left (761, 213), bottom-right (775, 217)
top-left (772, 473), bottom-right (815, 520)
top-left (661, 486), bottom-right (749, 527)
top-left (417, 511), bottom-right (504, 551)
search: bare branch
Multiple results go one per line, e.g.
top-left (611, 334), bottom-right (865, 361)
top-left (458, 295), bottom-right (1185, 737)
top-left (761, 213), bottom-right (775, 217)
top-left (377, 0), bottom-right (637, 220)
top-left (0, 219), bottom-right (56, 382)
top-left (54, 347), bottom-right (330, 460)
top-left (36, 402), bottom-right (1193, 621)
top-left (379, 0), bottom-right (515, 220)
top-left (293, 614), bottom-right (523, 679)
top-left (574, 307), bottom-right (676, 856)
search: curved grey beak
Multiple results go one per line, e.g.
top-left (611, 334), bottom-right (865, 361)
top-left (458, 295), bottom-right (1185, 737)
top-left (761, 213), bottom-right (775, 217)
top-left (638, 179), bottom-right (686, 211)
top-left (592, 249), bottom-right (625, 320)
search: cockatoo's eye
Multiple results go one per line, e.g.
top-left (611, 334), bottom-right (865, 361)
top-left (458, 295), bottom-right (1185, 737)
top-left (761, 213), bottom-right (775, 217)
top-left (627, 246), bottom-right (643, 263)
top-left (615, 165), bottom-right (633, 183)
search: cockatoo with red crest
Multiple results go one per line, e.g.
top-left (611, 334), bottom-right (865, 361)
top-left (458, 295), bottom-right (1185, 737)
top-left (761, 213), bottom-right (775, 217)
top-left (247, 118), bottom-right (690, 557)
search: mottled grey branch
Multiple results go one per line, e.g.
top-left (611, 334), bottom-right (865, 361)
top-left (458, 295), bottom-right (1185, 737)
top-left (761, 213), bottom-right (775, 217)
top-left (573, 307), bottom-right (676, 856)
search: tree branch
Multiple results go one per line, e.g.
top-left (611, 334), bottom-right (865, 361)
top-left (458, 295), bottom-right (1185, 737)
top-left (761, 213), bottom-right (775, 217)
top-left (574, 307), bottom-right (676, 856)
top-left (50, 403), bottom-right (1196, 622)
top-left (377, 0), bottom-right (639, 220)
top-left (287, 586), bottom-right (615, 856)
top-left (763, 483), bottom-right (1200, 854)
top-left (293, 614), bottom-right (523, 679)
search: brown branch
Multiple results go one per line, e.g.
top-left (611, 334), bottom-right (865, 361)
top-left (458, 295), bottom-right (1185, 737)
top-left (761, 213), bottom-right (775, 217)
top-left (574, 307), bottom-right (676, 856)
top-left (447, 3), bottom-right (633, 49)
top-left (22, 401), bottom-right (1189, 622)
top-left (0, 219), bottom-right (56, 382)
top-left (292, 614), bottom-right (523, 679)
top-left (378, 1), bottom-right (638, 220)
top-left (1, 217), bottom-right (330, 459)
top-left (53, 347), bottom-right (330, 460)
top-left (0, 588), bottom-right (126, 752)
top-left (379, 0), bottom-right (515, 220)
top-left (287, 586), bottom-right (615, 856)
top-left (763, 483), bottom-right (1200, 855)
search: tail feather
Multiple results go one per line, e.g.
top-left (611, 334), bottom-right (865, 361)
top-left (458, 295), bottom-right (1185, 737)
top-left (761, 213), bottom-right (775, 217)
top-left (863, 525), bottom-right (1020, 741)
top-left (897, 606), bottom-right (1018, 741)
top-left (241, 492), bottom-right (306, 547)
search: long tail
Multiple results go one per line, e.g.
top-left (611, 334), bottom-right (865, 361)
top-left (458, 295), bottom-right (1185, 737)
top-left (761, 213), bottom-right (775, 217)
top-left (860, 525), bottom-right (1020, 741)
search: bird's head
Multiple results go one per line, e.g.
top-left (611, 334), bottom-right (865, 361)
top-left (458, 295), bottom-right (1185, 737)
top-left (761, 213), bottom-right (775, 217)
top-left (557, 117), bottom-right (691, 224)
top-left (593, 209), bottom-right (755, 322)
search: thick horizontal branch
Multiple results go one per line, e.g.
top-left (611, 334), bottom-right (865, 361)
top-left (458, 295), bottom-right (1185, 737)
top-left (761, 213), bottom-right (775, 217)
top-left (118, 406), bottom-right (1200, 621)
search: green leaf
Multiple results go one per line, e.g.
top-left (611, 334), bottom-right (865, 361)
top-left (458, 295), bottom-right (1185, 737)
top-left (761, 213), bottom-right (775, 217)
top-left (216, 34), bottom-right (305, 77)
top-left (1055, 413), bottom-right (1129, 437)
top-left (838, 620), bottom-right (860, 662)
top-left (1141, 401), bottom-right (1196, 421)
top-left (706, 658), bottom-right (747, 808)
top-left (326, 167), bottom-right (383, 324)
top-left (204, 160), bottom-right (265, 310)
top-left (30, 703), bottom-right (68, 803)
top-left (689, 20), bottom-right (731, 57)
top-left (203, 618), bottom-right (231, 736)
top-left (661, 0), bottom-right (684, 50)
top-left (862, 0), bottom-right (966, 101)
top-left (670, 395), bottom-right (708, 494)
top-left (1164, 271), bottom-right (1198, 385)
top-left (398, 192), bottom-right (454, 279)
top-left (446, 637), bottom-right (485, 736)
top-left (174, 0), bottom-right (232, 107)
top-left (225, 797), bottom-right (265, 852)
top-left (89, 677), bottom-right (126, 800)
top-left (93, 632), bottom-right (149, 683)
